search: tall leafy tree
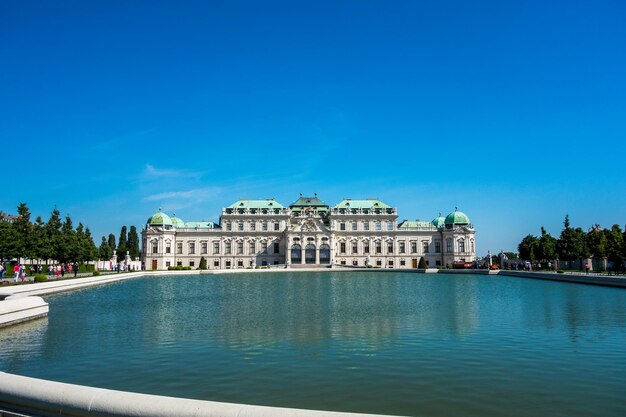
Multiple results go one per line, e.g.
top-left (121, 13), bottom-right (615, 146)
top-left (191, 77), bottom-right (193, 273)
top-left (605, 224), bottom-right (624, 266)
top-left (31, 216), bottom-right (46, 263)
top-left (518, 234), bottom-right (538, 261)
top-left (117, 226), bottom-right (128, 259)
top-left (84, 227), bottom-right (98, 263)
top-left (537, 226), bottom-right (557, 262)
top-left (108, 233), bottom-right (116, 253)
top-left (57, 215), bottom-right (77, 263)
top-left (13, 202), bottom-right (33, 260)
top-left (557, 215), bottom-right (580, 261)
top-left (587, 225), bottom-right (607, 259)
top-left (127, 225), bottom-right (140, 260)
top-left (75, 222), bottom-right (86, 263)
top-left (99, 236), bottom-right (113, 260)
top-left (44, 208), bottom-right (62, 263)
top-left (0, 217), bottom-right (16, 262)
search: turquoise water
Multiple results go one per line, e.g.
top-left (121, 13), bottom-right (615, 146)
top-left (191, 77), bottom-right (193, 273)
top-left (1, 272), bottom-right (625, 417)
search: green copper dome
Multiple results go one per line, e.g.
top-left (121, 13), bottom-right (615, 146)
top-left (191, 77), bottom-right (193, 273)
top-left (432, 213), bottom-right (446, 228)
top-left (147, 208), bottom-right (173, 227)
top-left (170, 214), bottom-right (185, 228)
top-left (444, 209), bottom-right (470, 226)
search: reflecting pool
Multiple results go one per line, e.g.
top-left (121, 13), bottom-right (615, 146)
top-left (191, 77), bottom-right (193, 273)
top-left (1, 272), bottom-right (625, 416)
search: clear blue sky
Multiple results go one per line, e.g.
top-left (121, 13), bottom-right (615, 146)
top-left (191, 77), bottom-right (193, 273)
top-left (1, 0), bottom-right (625, 254)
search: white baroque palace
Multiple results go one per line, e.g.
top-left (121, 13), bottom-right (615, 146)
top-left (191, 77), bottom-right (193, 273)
top-left (141, 195), bottom-right (476, 270)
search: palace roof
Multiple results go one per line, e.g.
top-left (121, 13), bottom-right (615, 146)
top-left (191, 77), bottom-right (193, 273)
top-left (397, 220), bottom-right (435, 230)
top-left (333, 199), bottom-right (391, 209)
top-left (227, 199), bottom-right (285, 209)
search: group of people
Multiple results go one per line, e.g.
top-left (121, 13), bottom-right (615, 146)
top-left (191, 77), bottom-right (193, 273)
top-left (46, 263), bottom-right (80, 278)
top-left (0, 264), bottom-right (28, 283)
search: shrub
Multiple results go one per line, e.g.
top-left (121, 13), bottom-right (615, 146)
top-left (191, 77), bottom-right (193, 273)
top-left (34, 274), bottom-right (47, 282)
top-left (557, 270), bottom-right (564, 274)
top-left (93, 271), bottom-right (101, 276)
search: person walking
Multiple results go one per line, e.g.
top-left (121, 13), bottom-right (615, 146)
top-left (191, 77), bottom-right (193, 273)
top-left (13, 264), bottom-right (20, 283)
top-left (74, 262), bottom-right (79, 277)
top-left (0, 263), bottom-right (5, 280)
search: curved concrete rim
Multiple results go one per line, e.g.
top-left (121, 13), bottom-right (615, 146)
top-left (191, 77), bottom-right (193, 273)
top-left (0, 372), bottom-right (399, 417)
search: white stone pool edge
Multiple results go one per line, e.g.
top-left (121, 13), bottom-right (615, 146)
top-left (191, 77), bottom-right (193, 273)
top-left (1, 267), bottom-right (624, 417)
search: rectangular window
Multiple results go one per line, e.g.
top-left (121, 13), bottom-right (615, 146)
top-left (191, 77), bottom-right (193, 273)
top-left (274, 222), bottom-right (280, 231)
top-left (364, 241), bottom-right (370, 254)
top-left (352, 259), bottom-right (358, 266)
top-left (166, 261), bottom-right (171, 267)
top-left (447, 240), bottom-right (453, 253)
top-left (375, 222), bottom-right (381, 231)
top-left (399, 241), bottom-right (405, 253)
top-left (226, 222), bottom-right (232, 231)
top-left (340, 223), bottom-right (346, 231)
top-left (341, 260), bottom-right (346, 265)
top-left (459, 241), bottom-right (465, 252)
top-left (152, 242), bottom-right (158, 254)
top-left (422, 241), bottom-right (429, 253)
top-left (435, 242), bottom-right (441, 253)
top-left (262, 241), bottom-right (268, 253)
top-left (238, 222), bottom-right (244, 231)
top-left (388, 260), bottom-right (394, 267)
top-left (166, 242), bottom-right (171, 254)
top-left (364, 222), bottom-right (369, 231)
top-left (201, 242), bottom-right (207, 254)
top-left (375, 241), bottom-right (382, 254)
top-left (249, 241), bottom-right (256, 254)
top-left (387, 242), bottom-right (394, 254)
top-left (250, 222), bottom-right (256, 231)
top-left (352, 222), bottom-right (357, 231)
top-left (225, 241), bottom-right (231, 255)
top-left (225, 260), bottom-right (231, 268)
top-left (411, 241), bottom-right (417, 254)
top-left (376, 259), bottom-right (382, 266)
top-left (387, 222), bottom-right (393, 231)
top-left (273, 242), bottom-right (280, 254)
top-left (238, 260), bottom-right (243, 268)
top-left (340, 242), bottom-right (346, 253)
top-left (190, 260), bottom-right (195, 267)
top-left (262, 223), bottom-right (268, 231)
top-left (189, 242), bottom-right (195, 255)
top-left (213, 242), bottom-right (220, 254)
top-left (237, 241), bottom-right (243, 255)
top-left (352, 241), bottom-right (358, 254)
top-left (177, 242), bottom-right (183, 254)
top-left (400, 259), bottom-right (406, 266)
top-left (214, 260), bottom-right (220, 267)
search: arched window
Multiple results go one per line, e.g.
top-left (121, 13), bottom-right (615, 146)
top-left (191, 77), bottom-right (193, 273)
top-left (291, 244), bottom-right (302, 264)
top-left (320, 244), bottom-right (330, 264)
top-left (305, 244), bottom-right (316, 264)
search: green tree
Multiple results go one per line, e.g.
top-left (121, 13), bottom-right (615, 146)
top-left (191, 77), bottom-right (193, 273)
top-left (557, 215), bottom-right (579, 261)
top-left (418, 257), bottom-right (428, 268)
top-left (13, 202), bottom-right (33, 261)
top-left (199, 256), bottom-right (207, 270)
top-left (31, 216), bottom-right (46, 263)
top-left (537, 227), bottom-right (557, 262)
top-left (0, 217), bottom-right (16, 262)
top-left (108, 233), bottom-right (116, 252)
top-left (57, 215), bottom-right (77, 263)
top-left (84, 227), bottom-right (99, 263)
top-left (605, 224), bottom-right (624, 267)
top-left (44, 208), bottom-right (62, 263)
top-left (117, 226), bottom-right (128, 259)
top-left (99, 236), bottom-right (113, 260)
top-left (587, 225), bottom-right (607, 260)
top-left (518, 234), bottom-right (538, 261)
top-left (75, 222), bottom-right (86, 263)
top-left (127, 225), bottom-right (140, 260)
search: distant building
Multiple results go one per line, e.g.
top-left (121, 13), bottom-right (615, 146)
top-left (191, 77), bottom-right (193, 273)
top-left (141, 195), bottom-right (476, 270)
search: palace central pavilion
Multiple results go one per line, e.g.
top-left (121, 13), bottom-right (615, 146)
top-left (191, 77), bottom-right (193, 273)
top-left (142, 195), bottom-right (476, 270)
